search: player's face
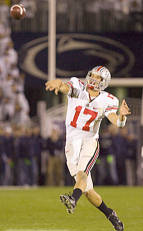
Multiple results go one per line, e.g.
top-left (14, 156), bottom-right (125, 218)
top-left (87, 73), bottom-right (102, 91)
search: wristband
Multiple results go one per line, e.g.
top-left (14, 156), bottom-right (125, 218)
top-left (117, 116), bottom-right (127, 128)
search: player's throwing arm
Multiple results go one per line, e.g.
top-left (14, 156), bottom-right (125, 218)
top-left (45, 79), bottom-right (69, 95)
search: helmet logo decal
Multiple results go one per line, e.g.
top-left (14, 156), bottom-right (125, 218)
top-left (97, 66), bottom-right (103, 72)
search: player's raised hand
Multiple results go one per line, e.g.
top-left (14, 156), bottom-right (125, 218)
top-left (45, 79), bottom-right (62, 95)
top-left (119, 99), bottom-right (131, 116)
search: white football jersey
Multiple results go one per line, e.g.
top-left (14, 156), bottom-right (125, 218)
top-left (65, 77), bottom-right (119, 140)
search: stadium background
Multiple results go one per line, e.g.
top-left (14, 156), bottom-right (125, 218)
top-left (0, 1), bottom-right (143, 230)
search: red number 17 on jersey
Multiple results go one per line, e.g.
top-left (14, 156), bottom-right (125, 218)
top-left (70, 106), bottom-right (98, 131)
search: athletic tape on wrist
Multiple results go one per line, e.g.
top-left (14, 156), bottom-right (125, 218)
top-left (117, 116), bottom-right (127, 128)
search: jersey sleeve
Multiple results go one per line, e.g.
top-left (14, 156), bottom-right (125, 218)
top-left (66, 77), bottom-right (81, 97)
top-left (104, 96), bottom-right (119, 117)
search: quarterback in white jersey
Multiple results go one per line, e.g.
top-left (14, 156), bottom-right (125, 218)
top-left (66, 76), bottom-right (119, 140)
top-left (45, 66), bottom-right (130, 231)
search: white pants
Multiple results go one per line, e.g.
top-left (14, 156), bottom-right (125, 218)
top-left (65, 137), bottom-right (99, 192)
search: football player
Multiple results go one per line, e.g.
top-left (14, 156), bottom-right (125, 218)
top-left (45, 66), bottom-right (131, 231)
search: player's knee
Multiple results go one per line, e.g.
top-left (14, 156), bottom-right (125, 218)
top-left (77, 171), bottom-right (87, 182)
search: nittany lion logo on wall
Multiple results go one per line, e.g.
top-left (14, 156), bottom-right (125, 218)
top-left (19, 33), bottom-right (135, 79)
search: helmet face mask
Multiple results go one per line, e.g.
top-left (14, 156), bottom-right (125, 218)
top-left (86, 74), bottom-right (102, 91)
top-left (85, 66), bottom-right (111, 91)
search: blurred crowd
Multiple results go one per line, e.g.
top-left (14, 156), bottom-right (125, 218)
top-left (9, 0), bottom-right (143, 33)
top-left (0, 1), bottom-right (30, 125)
top-left (0, 124), bottom-right (41, 186)
top-left (0, 123), bottom-right (138, 187)
top-left (56, 0), bottom-right (143, 32)
top-left (93, 124), bottom-right (138, 186)
top-left (0, 0), bottom-right (34, 186)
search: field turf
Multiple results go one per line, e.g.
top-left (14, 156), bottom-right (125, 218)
top-left (0, 186), bottom-right (143, 231)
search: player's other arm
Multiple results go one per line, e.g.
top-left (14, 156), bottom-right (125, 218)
top-left (107, 99), bottom-right (131, 127)
top-left (45, 79), bottom-right (69, 95)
